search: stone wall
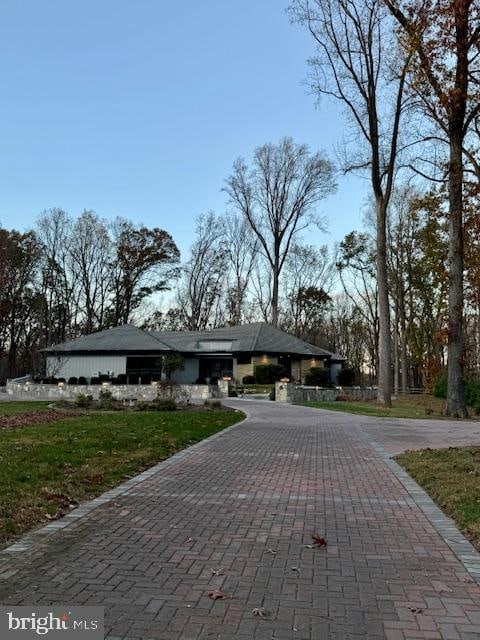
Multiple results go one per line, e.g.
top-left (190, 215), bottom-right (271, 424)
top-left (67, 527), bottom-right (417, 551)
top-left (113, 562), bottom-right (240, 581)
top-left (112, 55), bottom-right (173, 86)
top-left (6, 382), bottom-right (224, 401)
top-left (275, 382), bottom-right (377, 404)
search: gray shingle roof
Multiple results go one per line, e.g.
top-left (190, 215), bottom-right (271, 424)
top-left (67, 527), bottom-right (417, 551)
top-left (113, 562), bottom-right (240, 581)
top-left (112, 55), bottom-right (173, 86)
top-left (44, 322), bottom-right (344, 360)
top-left (151, 323), bottom-right (342, 359)
top-left (44, 324), bottom-right (171, 353)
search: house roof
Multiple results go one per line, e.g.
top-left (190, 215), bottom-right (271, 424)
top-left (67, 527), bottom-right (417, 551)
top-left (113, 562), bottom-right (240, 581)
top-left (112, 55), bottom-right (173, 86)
top-left (43, 324), bottom-right (171, 353)
top-left (44, 322), bottom-right (345, 360)
top-left (153, 323), bottom-right (343, 359)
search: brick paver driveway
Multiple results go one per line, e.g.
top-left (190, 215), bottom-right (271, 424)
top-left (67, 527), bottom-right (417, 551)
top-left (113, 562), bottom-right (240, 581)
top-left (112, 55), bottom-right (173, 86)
top-left (1, 401), bottom-right (480, 640)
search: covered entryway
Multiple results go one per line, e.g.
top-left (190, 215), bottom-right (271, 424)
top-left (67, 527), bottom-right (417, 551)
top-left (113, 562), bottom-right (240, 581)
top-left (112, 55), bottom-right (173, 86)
top-left (198, 356), bottom-right (233, 383)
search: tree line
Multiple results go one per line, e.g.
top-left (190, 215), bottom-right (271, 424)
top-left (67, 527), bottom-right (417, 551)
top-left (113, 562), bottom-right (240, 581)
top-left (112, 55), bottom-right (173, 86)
top-left (1, 0), bottom-right (479, 418)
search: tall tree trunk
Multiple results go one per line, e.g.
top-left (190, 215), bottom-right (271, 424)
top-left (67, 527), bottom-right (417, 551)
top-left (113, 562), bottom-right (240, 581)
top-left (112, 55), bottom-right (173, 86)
top-left (446, 132), bottom-right (467, 417)
top-left (398, 279), bottom-right (408, 392)
top-left (393, 308), bottom-right (399, 395)
top-left (376, 199), bottom-right (392, 406)
top-left (271, 256), bottom-right (280, 327)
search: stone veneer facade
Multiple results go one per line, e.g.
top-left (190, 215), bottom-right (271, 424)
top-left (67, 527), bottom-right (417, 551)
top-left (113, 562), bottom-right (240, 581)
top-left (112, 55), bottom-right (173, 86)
top-left (6, 380), bottom-right (228, 401)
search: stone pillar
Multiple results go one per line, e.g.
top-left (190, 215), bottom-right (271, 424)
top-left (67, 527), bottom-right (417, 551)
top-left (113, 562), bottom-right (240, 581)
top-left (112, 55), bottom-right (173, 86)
top-left (275, 382), bottom-right (291, 403)
top-left (217, 379), bottom-right (229, 398)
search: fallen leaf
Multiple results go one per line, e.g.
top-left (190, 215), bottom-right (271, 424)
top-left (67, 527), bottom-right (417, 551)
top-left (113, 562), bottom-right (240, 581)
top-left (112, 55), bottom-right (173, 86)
top-left (266, 548), bottom-right (277, 555)
top-left (408, 607), bottom-right (423, 614)
top-left (252, 607), bottom-right (267, 617)
top-left (291, 566), bottom-right (300, 573)
top-left (208, 589), bottom-right (233, 601)
top-left (185, 537), bottom-right (195, 543)
top-left (311, 534), bottom-right (327, 548)
top-left (431, 580), bottom-right (452, 593)
top-left (210, 568), bottom-right (224, 576)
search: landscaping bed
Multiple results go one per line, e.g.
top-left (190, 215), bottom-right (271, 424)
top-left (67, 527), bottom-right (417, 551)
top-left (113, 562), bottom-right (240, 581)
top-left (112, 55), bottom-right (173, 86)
top-left (397, 446), bottom-right (480, 549)
top-left (0, 404), bottom-right (244, 547)
top-left (0, 409), bottom-right (83, 430)
top-left (0, 401), bottom-right (52, 416)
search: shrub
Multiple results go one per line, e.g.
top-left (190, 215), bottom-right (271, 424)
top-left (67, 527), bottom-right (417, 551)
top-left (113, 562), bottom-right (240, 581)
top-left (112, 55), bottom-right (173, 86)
top-left (90, 377), bottom-right (100, 385)
top-left (196, 377), bottom-right (207, 385)
top-left (154, 399), bottom-right (177, 411)
top-left (113, 374), bottom-right (127, 385)
top-left (433, 369), bottom-right (447, 398)
top-left (99, 389), bottom-right (113, 401)
top-left (68, 377), bottom-right (78, 385)
top-left (57, 378), bottom-right (66, 384)
top-left (204, 399), bottom-right (222, 410)
top-left (98, 374), bottom-right (110, 383)
top-left (135, 401), bottom-right (151, 411)
top-left (78, 376), bottom-right (88, 385)
top-left (466, 378), bottom-right (480, 412)
top-left (135, 399), bottom-right (177, 411)
top-left (304, 367), bottom-right (330, 386)
top-left (269, 387), bottom-right (276, 401)
top-left (228, 388), bottom-right (238, 397)
top-left (337, 368), bottom-right (355, 387)
top-left (253, 364), bottom-right (287, 384)
top-left (74, 393), bottom-right (92, 408)
top-left (242, 374), bottom-right (255, 384)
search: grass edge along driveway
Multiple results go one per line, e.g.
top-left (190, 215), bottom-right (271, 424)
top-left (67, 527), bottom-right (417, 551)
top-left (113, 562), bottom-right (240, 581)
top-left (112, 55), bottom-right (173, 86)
top-left (397, 446), bottom-right (480, 550)
top-left (0, 407), bottom-right (244, 548)
top-left (297, 394), bottom-right (471, 420)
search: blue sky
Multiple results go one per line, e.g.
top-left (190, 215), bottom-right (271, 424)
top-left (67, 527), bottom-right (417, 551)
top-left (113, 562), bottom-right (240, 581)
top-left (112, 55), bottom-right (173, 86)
top-left (0, 0), bottom-right (369, 258)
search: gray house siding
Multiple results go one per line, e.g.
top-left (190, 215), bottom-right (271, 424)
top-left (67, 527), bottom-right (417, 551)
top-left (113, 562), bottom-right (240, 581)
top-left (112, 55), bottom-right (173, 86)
top-left (171, 358), bottom-right (199, 384)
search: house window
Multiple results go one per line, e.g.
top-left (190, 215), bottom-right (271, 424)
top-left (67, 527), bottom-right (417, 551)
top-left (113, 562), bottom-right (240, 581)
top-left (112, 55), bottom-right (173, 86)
top-left (236, 354), bottom-right (251, 365)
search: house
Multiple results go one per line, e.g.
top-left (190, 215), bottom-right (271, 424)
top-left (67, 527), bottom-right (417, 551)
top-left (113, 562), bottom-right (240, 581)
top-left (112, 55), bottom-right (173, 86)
top-left (44, 323), bottom-right (344, 384)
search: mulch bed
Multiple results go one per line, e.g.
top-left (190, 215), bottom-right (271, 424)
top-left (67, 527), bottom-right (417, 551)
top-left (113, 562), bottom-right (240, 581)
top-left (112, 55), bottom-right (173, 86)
top-left (0, 410), bottom-right (83, 430)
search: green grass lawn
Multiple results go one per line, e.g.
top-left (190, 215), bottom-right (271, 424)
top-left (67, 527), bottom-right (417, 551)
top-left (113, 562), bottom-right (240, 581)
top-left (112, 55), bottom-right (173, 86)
top-left (397, 447), bottom-right (480, 549)
top-left (298, 394), bottom-right (458, 419)
top-left (0, 408), bottom-right (244, 547)
top-left (0, 401), bottom-right (52, 415)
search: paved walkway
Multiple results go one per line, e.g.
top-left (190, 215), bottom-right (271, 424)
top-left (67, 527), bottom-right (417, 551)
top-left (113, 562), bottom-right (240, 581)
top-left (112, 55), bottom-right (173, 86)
top-left (1, 402), bottom-right (480, 639)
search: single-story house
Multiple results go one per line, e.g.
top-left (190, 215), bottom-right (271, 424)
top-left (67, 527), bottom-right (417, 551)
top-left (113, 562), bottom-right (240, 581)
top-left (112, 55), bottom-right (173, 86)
top-left (44, 323), bottom-right (345, 384)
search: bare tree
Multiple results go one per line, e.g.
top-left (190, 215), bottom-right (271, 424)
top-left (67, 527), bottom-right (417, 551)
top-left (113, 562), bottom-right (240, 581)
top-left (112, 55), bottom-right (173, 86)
top-left (35, 208), bottom-right (77, 346)
top-left (290, 0), bottom-right (412, 406)
top-left (336, 231), bottom-right (379, 378)
top-left (281, 243), bottom-right (336, 341)
top-left (177, 213), bottom-right (227, 331)
top-left (222, 214), bottom-right (258, 325)
top-left (225, 137), bottom-right (335, 327)
top-left (68, 211), bottom-right (112, 334)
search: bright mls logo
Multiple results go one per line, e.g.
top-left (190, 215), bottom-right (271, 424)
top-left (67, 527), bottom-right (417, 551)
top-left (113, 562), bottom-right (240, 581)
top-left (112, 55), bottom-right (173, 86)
top-left (0, 607), bottom-right (104, 639)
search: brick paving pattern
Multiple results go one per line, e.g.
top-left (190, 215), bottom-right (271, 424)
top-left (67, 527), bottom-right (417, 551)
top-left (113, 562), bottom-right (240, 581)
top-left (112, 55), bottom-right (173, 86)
top-left (360, 417), bottom-right (480, 456)
top-left (1, 401), bottom-right (480, 639)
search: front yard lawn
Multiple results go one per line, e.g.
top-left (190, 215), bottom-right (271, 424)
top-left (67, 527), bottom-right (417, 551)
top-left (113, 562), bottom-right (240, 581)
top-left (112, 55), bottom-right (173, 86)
top-left (0, 408), bottom-right (244, 547)
top-left (299, 394), bottom-right (461, 419)
top-left (397, 446), bottom-right (480, 549)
